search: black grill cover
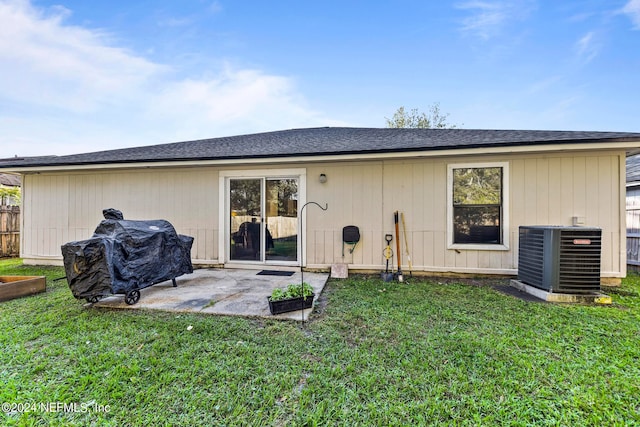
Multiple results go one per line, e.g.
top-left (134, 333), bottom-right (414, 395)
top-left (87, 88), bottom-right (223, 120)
top-left (62, 218), bottom-right (194, 299)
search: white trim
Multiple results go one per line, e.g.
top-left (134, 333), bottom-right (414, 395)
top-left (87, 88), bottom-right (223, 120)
top-left (219, 168), bottom-right (306, 267)
top-left (5, 142), bottom-right (638, 173)
top-left (619, 154), bottom-right (627, 277)
top-left (218, 173), bottom-right (226, 266)
top-left (447, 161), bottom-right (510, 251)
top-left (19, 175), bottom-right (27, 259)
top-left (223, 263), bottom-right (298, 272)
top-left (22, 258), bottom-right (64, 266)
top-left (191, 259), bottom-right (221, 265)
top-left (307, 263), bottom-right (624, 278)
top-left (22, 256), bottom-right (622, 278)
top-left (219, 168), bottom-right (306, 178)
top-left (449, 243), bottom-right (510, 251)
top-left (305, 263), bottom-right (519, 275)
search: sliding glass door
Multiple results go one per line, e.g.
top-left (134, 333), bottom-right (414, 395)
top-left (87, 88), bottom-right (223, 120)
top-left (229, 177), bottom-right (298, 263)
top-left (229, 179), bottom-right (262, 261)
top-left (265, 178), bottom-right (298, 262)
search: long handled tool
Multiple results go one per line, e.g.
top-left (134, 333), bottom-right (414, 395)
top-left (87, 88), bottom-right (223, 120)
top-left (381, 233), bottom-right (394, 282)
top-left (400, 212), bottom-right (413, 278)
top-left (394, 211), bottom-right (403, 282)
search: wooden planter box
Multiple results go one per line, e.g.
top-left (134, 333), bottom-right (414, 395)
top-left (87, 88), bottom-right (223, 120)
top-left (0, 276), bottom-right (46, 302)
top-left (268, 294), bottom-right (315, 315)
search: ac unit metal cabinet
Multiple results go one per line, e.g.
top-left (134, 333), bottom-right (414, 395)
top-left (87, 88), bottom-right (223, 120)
top-left (518, 226), bottom-right (602, 293)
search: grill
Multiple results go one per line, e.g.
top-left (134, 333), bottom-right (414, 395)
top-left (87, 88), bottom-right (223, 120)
top-left (62, 209), bottom-right (194, 305)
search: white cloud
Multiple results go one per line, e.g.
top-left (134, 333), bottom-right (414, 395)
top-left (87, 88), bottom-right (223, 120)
top-left (575, 31), bottom-right (601, 63)
top-left (157, 17), bottom-right (194, 27)
top-left (456, 1), bottom-right (506, 40)
top-left (525, 75), bottom-right (562, 95)
top-left (0, 0), bottom-right (338, 157)
top-left (0, 0), bottom-right (164, 113)
top-left (455, 0), bottom-right (536, 40)
top-left (622, 0), bottom-right (640, 29)
top-left (145, 66), bottom-right (342, 143)
top-left (209, 1), bottom-right (223, 14)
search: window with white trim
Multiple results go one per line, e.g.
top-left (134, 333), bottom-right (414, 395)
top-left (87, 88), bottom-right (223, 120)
top-left (448, 162), bottom-right (509, 249)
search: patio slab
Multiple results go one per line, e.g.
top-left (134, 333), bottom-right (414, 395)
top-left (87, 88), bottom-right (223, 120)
top-left (91, 268), bottom-right (329, 321)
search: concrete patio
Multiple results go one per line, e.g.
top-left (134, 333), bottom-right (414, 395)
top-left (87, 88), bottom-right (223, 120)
top-left (91, 268), bottom-right (329, 321)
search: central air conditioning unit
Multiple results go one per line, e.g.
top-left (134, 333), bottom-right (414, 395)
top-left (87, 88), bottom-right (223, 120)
top-left (518, 226), bottom-right (602, 293)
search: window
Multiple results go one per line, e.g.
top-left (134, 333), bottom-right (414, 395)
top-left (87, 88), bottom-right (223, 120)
top-left (448, 162), bottom-right (509, 249)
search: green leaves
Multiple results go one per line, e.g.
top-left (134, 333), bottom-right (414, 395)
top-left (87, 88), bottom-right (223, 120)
top-left (453, 167), bottom-right (502, 205)
top-left (269, 283), bottom-right (314, 301)
top-left (0, 186), bottom-right (20, 205)
top-left (385, 103), bottom-right (457, 129)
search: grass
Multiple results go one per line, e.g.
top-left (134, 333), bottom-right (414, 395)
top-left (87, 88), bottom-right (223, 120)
top-left (1, 258), bottom-right (639, 426)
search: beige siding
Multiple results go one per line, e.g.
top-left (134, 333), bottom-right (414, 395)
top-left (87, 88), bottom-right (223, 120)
top-left (23, 168), bottom-right (219, 262)
top-left (305, 150), bottom-right (624, 277)
top-left (22, 174), bottom-right (70, 258)
top-left (306, 162), bottom-right (384, 266)
top-left (20, 150), bottom-right (626, 277)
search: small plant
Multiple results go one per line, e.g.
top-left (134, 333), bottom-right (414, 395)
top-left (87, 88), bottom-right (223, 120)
top-left (269, 282), bottom-right (314, 302)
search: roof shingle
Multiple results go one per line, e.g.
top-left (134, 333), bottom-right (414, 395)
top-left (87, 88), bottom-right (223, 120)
top-left (0, 173), bottom-right (21, 186)
top-left (2, 127), bottom-right (640, 169)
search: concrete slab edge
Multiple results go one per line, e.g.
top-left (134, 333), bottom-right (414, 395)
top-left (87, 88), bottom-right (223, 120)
top-left (509, 280), bottom-right (612, 304)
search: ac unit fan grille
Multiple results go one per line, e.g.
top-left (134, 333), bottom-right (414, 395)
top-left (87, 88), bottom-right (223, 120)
top-left (557, 231), bottom-right (601, 292)
top-left (518, 226), bottom-right (601, 293)
top-left (517, 228), bottom-right (545, 288)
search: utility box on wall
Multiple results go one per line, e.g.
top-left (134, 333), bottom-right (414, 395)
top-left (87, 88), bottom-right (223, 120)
top-left (518, 226), bottom-right (602, 293)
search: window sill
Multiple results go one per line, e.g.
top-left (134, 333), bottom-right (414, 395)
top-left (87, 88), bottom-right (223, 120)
top-left (448, 243), bottom-right (510, 251)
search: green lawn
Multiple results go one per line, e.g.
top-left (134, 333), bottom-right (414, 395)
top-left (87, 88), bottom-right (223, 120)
top-left (1, 258), bottom-right (639, 426)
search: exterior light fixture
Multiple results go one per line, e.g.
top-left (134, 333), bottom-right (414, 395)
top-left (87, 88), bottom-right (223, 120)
top-left (319, 173), bottom-right (327, 183)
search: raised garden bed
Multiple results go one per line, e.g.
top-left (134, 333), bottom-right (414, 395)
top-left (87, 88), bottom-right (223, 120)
top-left (268, 294), bottom-right (315, 315)
top-left (0, 276), bottom-right (46, 302)
top-left (267, 282), bottom-right (315, 315)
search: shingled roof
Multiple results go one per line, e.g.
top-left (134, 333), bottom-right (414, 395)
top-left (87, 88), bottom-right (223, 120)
top-left (0, 173), bottom-right (20, 186)
top-left (2, 127), bottom-right (640, 169)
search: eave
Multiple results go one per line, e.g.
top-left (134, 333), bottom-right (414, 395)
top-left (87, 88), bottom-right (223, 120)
top-left (2, 140), bottom-right (639, 174)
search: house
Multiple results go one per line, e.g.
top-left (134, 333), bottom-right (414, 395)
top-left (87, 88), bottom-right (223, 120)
top-left (1, 127), bottom-right (639, 283)
top-left (0, 173), bottom-right (21, 206)
top-left (0, 173), bottom-right (21, 257)
top-left (626, 155), bottom-right (640, 269)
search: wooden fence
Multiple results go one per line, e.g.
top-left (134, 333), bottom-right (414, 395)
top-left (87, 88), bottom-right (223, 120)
top-left (231, 215), bottom-right (297, 240)
top-left (0, 205), bottom-right (20, 258)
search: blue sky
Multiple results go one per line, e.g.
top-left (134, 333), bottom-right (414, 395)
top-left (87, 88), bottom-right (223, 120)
top-left (1, 0), bottom-right (639, 157)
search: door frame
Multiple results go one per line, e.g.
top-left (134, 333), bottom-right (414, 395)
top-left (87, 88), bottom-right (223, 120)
top-left (219, 168), bottom-right (306, 267)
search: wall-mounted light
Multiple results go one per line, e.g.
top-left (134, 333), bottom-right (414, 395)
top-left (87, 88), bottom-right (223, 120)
top-left (319, 173), bottom-right (327, 184)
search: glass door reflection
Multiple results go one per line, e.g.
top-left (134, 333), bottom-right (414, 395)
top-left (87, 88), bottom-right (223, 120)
top-left (229, 178), bottom-right (263, 261)
top-left (265, 179), bottom-right (298, 262)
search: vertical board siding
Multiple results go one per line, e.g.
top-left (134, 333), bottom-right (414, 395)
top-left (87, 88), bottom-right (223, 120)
top-left (25, 174), bottom-right (70, 256)
top-left (508, 154), bottom-right (620, 274)
top-left (25, 169), bottom-right (219, 262)
top-left (20, 150), bottom-right (625, 276)
top-left (536, 159), bottom-right (550, 224)
top-left (306, 163), bottom-right (383, 266)
top-left (547, 158), bottom-right (562, 222)
top-left (375, 153), bottom-right (622, 274)
top-left (560, 158), bottom-right (575, 224)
